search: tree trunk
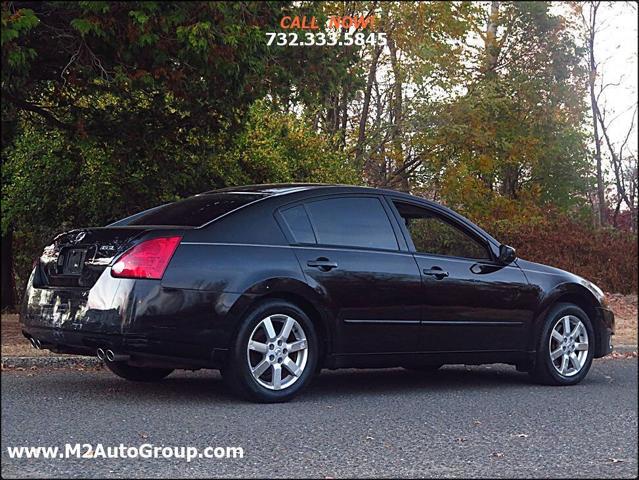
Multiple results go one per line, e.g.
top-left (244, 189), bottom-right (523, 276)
top-left (500, 165), bottom-right (518, 198)
top-left (355, 45), bottom-right (382, 163)
top-left (484, 1), bottom-right (501, 74)
top-left (339, 82), bottom-right (349, 151)
top-left (485, 1), bottom-right (521, 198)
top-left (590, 82), bottom-right (606, 227)
top-left (1, 229), bottom-right (17, 311)
top-left (586, 2), bottom-right (607, 227)
top-left (388, 35), bottom-right (409, 192)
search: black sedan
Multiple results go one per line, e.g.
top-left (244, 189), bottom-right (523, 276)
top-left (20, 184), bottom-right (614, 402)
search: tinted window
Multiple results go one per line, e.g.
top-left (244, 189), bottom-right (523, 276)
top-left (128, 193), bottom-right (265, 227)
top-left (394, 202), bottom-right (489, 259)
top-left (305, 197), bottom-right (398, 250)
top-left (281, 205), bottom-right (316, 244)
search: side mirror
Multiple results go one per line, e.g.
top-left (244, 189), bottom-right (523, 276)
top-left (498, 244), bottom-right (516, 265)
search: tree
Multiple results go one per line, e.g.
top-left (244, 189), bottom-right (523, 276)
top-left (0, 1), bottom-right (358, 307)
top-left (574, 1), bottom-right (638, 230)
top-left (579, 1), bottom-right (607, 226)
top-left (353, 1), bottom-right (477, 189)
top-left (413, 1), bottom-right (591, 221)
top-left (2, 1), bottom-right (635, 307)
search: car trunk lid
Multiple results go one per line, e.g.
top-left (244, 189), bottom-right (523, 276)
top-left (36, 227), bottom-right (153, 288)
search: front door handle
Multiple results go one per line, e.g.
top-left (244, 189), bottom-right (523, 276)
top-left (423, 267), bottom-right (449, 280)
top-left (307, 257), bottom-right (338, 272)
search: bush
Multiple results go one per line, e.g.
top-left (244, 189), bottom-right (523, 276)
top-left (486, 213), bottom-right (637, 294)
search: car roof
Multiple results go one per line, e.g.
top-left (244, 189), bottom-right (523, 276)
top-left (204, 183), bottom-right (500, 247)
top-left (204, 183), bottom-right (416, 199)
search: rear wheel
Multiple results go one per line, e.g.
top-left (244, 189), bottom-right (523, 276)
top-left (105, 361), bottom-right (173, 382)
top-left (530, 303), bottom-right (594, 386)
top-left (222, 300), bottom-right (318, 403)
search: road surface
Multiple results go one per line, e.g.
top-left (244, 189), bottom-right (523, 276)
top-left (1, 358), bottom-right (637, 478)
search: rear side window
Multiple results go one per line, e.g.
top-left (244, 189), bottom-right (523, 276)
top-left (280, 205), bottom-right (316, 244)
top-left (128, 193), bottom-right (265, 227)
top-left (304, 197), bottom-right (398, 250)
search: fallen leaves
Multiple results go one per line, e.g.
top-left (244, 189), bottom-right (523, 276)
top-left (605, 351), bottom-right (638, 359)
top-left (604, 292), bottom-right (637, 345)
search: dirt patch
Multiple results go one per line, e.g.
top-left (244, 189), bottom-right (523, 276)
top-left (2, 292), bottom-right (636, 356)
top-left (605, 292), bottom-right (637, 346)
top-left (1, 313), bottom-right (53, 357)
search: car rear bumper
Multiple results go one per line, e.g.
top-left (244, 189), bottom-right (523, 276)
top-left (21, 326), bottom-right (227, 368)
top-left (20, 268), bottom-right (240, 367)
top-left (595, 307), bottom-right (614, 358)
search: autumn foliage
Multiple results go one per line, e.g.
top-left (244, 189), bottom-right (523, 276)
top-left (486, 212), bottom-right (638, 294)
top-left (1, 2), bottom-right (637, 308)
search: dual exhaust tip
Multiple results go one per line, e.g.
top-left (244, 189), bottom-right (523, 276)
top-left (96, 348), bottom-right (129, 362)
top-left (29, 338), bottom-right (128, 362)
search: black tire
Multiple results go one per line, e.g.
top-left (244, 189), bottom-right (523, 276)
top-left (105, 361), bottom-right (173, 382)
top-left (402, 364), bottom-right (442, 373)
top-left (221, 299), bottom-right (318, 403)
top-left (529, 303), bottom-right (595, 386)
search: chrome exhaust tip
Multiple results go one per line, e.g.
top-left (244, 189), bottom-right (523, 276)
top-left (105, 350), bottom-right (129, 362)
top-left (96, 348), bottom-right (106, 360)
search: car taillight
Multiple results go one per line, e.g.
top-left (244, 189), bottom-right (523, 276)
top-left (111, 236), bottom-right (182, 280)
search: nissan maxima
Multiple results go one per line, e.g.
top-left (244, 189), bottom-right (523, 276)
top-left (20, 184), bottom-right (614, 402)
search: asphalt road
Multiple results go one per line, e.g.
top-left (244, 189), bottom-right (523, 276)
top-left (1, 358), bottom-right (637, 478)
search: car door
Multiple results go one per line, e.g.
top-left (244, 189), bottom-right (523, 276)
top-left (389, 199), bottom-right (533, 353)
top-left (277, 195), bottom-right (423, 355)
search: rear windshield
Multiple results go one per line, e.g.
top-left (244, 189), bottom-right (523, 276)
top-left (128, 193), bottom-right (266, 227)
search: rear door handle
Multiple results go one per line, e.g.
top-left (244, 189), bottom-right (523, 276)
top-left (307, 258), bottom-right (338, 271)
top-left (423, 267), bottom-right (449, 280)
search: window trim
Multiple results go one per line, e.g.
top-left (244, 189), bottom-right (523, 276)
top-left (274, 194), bottom-right (406, 252)
top-left (387, 198), bottom-right (496, 262)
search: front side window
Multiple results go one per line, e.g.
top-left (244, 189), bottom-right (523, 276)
top-left (304, 197), bottom-right (398, 250)
top-left (394, 202), bottom-right (490, 260)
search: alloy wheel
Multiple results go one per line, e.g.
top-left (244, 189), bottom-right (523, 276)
top-left (548, 315), bottom-right (589, 377)
top-left (246, 314), bottom-right (309, 390)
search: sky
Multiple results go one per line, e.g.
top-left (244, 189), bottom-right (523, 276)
top-left (583, 1), bottom-right (637, 159)
top-left (547, 0), bottom-right (638, 184)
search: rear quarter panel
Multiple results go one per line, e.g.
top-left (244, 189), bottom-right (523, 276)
top-left (160, 205), bottom-right (326, 350)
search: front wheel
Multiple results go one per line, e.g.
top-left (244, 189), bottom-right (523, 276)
top-left (105, 361), bottom-right (173, 382)
top-left (222, 300), bottom-right (318, 403)
top-left (530, 303), bottom-right (594, 386)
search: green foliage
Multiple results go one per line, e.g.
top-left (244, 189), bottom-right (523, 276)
top-left (415, 1), bottom-right (592, 221)
top-left (1, 8), bottom-right (39, 46)
top-left (2, 101), bottom-right (356, 295)
top-left (231, 101), bottom-right (358, 185)
top-left (1, 6), bottom-right (38, 74)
